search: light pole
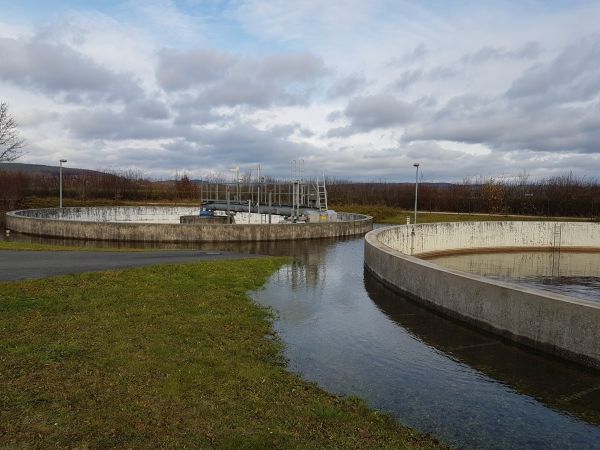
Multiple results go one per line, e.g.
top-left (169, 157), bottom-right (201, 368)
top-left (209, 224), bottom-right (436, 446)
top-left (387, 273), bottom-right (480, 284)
top-left (59, 159), bottom-right (67, 208)
top-left (413, 163), bottom-right (420, 224)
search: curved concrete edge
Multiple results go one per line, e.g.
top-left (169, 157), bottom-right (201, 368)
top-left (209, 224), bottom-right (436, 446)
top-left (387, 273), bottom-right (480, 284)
top-left (364, 225), bottom-right (600, 370)
top-left (5, 208), bottom-right (372, 242)
top-left (378, 220), bottom-right (600, 256)
top-left (9, 206), bottom-right (202, 223)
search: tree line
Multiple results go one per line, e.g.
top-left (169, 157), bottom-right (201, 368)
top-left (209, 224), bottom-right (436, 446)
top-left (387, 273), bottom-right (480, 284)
top-left (0, 170), bottom-right (199, 214)
top-left (326, 174), bottom-right (600, 218)
top-left (2, 168), bottom-right (599, 218)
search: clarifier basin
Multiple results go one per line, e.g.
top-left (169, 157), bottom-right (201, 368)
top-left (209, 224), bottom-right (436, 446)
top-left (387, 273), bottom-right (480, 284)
top-left (5, 206), bottom-right (372, 242)
top-left (364, 221), bottom-right (600, 369)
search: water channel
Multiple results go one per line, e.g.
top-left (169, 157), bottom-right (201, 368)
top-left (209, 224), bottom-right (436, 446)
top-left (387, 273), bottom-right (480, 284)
top-left (2, 230), bottom-right (600, 449)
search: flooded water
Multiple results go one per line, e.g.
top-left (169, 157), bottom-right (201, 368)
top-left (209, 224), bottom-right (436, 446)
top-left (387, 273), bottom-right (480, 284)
top-left (3, 231), bottom-right (600, 449)
top-left (248, 236), bottom-right (600, 449)
top-left (427, 251), bottom-right (600, 303)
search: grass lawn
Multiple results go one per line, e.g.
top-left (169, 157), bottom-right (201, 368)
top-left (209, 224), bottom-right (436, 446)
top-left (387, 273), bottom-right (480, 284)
top-left (333, 204), bottom-right (591, 224)
top-left (0, 258), bottom-right (445, 449)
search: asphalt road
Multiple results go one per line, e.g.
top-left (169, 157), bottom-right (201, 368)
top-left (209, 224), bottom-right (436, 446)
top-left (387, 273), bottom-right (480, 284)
top-left (0, 250), bottom-right (256, 281)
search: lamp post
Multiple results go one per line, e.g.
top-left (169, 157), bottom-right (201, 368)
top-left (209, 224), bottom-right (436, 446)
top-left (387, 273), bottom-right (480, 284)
top-left (413, 163), bottom-right (419, 224)
top-left (59, 159), bottom-right (67, 208)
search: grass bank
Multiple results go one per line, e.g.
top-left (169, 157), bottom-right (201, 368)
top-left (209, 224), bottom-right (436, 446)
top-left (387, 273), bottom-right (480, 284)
top-left (0, 258), bottom-right (445, 449)
top-left (334, 204), bottom-right (591, 224)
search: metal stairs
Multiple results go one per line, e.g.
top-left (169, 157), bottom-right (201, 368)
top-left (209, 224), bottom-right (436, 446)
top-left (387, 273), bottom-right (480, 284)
top-left (317, 175), bottom-right (328, 212)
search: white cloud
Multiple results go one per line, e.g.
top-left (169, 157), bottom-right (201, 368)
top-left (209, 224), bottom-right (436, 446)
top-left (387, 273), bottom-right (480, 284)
top-left (2, 1), bottom-right (600, 181)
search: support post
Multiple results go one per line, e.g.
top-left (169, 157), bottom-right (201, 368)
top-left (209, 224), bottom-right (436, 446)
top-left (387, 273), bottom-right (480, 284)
top-left (268, 191), bottom-right (272, 224)
top-left (226, 188), bottom-right (231, 224)
top-left (413, 163), bottom-right (420, 225)
top-left (59, 159), bottom-right (67, 208)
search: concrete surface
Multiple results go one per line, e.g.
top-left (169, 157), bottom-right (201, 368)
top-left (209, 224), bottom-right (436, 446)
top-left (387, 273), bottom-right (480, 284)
top-left (364, 222), bottom-right (600, 370)
top-left (12, 206), bottom-right (201, 223)
top-left (6, 207), bottom-right (372, 242)
top-left (0, 249), bottom-right (256, 281)
top-left (379, 221), bottom-right (600, 256)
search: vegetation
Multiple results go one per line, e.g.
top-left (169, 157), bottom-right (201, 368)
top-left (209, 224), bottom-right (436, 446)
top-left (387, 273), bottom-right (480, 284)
top-left (327, 175), bottom-right (600, 219)
top-left (2, 165), bottom-right (600, 218)
top-left (3, 164), bottom-right (599, 229)
top-left (333, 204), bottom-right (591, 224)
top-left (0, 259), bottom-right (445, 449)
top-left (0, 102), bottom-right (25, 162)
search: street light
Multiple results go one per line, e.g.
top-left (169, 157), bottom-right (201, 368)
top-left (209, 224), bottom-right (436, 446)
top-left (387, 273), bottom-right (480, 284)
top-left (59, 159), bottom-right (67, 208)
top-left (413, 163), bottom-right (420, 224)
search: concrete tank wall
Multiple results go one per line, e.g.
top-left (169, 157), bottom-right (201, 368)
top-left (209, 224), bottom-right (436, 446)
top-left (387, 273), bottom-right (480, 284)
top-left (364, 222), bottom-right (600, 370)
top-left (6, 207), bottom-right (372, 242)
top-left (16, 206), bottom-right (202, 223)
top-left (379, 221), bottom-right (600, 256)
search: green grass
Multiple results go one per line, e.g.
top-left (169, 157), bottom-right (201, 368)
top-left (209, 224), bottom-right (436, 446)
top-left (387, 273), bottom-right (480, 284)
top-left (333, 204), bottom-right (591, 224)
top-left (0, 258), bottom-right (445, 449)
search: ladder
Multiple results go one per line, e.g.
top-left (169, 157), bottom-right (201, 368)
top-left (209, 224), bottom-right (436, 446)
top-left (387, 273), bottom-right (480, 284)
top-left (317, 174), bottom-right (328, 212)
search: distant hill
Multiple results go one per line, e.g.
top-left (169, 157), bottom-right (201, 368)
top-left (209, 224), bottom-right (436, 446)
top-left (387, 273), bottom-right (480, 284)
top-left (0, 164), bottom-right (457, 187)
top-left (0, 163), bottom-right (210, 184)
top-left (0, 162), bottom-right (106, 177)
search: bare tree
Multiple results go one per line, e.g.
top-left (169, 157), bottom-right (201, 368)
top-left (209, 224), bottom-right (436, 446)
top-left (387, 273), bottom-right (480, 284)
top-left (0, 102), bottom-right (25, 162)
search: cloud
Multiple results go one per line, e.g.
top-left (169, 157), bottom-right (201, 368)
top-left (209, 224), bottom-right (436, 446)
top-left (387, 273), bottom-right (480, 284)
top-left (125, 98), bottom-right (170, 120)
top-left (156, 48), bottom-right (236, 90)
top-left (258, 52), bottom-right (327, 82)
top-left (404, 95), bottom-right (600, 155)
top-left (461, 41), bottom-right (543, 64)
top-left (335, 93), bottom-right (416, 134)
top-left (399, 35), bottom-right (600, 155)
top-left (176, 51), bottom-right (328, 109)
top-left (393, 69), bottom-right (423, 90)
top-left (0, 36), bottom-right (143, 103)
top-left (506, 35), bottom-right (600, 107)
top-left (5, 1), bottom-right (600, 180)
top-left (327, 74), bottom-right (366, 98)
top-left (426, 65), bottom-right (459, 81)
top-left (189, 123), bottom-right (319, 164)
top-left (405, 141), bottom-right (470, 161)
top-left (64, 108), bottom-right (173, 140)
top-left (386, 43), bottom-right (428, 67)
top-left (403, 43), bottom-right (428, 63)
top-left (326, 126), bottom-right (356, 138)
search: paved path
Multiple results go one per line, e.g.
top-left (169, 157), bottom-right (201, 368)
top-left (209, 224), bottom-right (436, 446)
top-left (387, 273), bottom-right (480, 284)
top-left (0, 250), bottom-right (256, 281)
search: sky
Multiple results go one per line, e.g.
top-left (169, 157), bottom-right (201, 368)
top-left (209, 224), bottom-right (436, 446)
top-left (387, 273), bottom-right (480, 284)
top-left (1, 0), bottom-right (600, 182)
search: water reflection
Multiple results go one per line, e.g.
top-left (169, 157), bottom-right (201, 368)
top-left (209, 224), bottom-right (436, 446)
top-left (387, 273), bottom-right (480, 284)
top-left (1, 230), bottom-right (327, 259)
top-left (427, 251), bottom-right (600, 302)
top-left (365, 273), bottom-right (600, 426)
top-left (251, 237), bottom-right (600, 449)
